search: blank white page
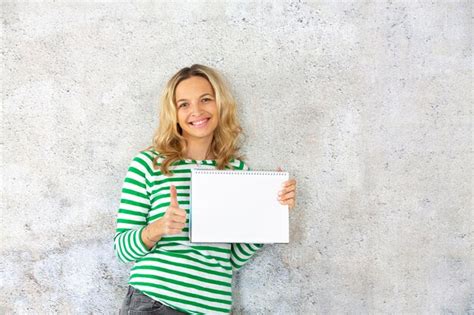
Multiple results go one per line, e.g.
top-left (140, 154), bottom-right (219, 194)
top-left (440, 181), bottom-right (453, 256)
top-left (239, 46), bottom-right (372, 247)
top-left (190, 169), bottom-right (289, 243)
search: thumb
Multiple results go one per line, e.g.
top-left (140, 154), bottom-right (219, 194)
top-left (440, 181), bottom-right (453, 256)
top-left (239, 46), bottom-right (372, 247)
top-left (170, 185), bottom-right (179, 207)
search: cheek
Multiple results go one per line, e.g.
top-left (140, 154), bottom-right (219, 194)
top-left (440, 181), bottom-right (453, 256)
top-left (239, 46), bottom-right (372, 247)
top-left (211, 104), bottom-right (219, 119)
top-left (211, 108), bottom-right (219, 124)
top-left (177, 112), bottom-right (186, 125)
top-left (211, 117), bottom-right (219, 129)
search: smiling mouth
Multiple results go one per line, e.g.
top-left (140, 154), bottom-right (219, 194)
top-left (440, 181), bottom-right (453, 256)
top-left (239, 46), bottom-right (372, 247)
top-left (189, 118), bottom-right (210, 127)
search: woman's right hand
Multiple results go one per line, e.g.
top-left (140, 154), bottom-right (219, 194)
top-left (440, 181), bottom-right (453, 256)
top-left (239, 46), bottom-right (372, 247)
top-left (142, 185), bottom-right (187, 248)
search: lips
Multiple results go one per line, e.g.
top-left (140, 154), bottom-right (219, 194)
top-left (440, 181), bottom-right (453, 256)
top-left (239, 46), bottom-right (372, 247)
top-left (189, 118), bottom-right (210, 127)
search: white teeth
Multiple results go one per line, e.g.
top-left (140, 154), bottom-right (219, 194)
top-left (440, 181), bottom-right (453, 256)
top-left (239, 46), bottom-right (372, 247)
top-left (190, 118), bottom-right (208, 126)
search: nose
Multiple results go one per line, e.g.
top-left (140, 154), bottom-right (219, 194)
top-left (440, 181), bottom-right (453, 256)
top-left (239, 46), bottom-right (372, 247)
top-left (189, 100), bottom-right (204, 116)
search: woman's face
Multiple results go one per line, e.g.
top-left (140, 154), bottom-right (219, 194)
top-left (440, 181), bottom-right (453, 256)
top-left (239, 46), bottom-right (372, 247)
top-left (175, 76), bottom-right (219, 143)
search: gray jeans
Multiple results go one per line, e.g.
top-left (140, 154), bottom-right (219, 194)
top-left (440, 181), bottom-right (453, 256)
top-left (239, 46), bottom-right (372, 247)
top-left (119, 285), bottom-right (187, 315)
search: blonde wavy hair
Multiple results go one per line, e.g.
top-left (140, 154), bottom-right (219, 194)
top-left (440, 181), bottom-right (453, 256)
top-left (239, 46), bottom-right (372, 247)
top-left (144, 64), bottom-right (245, 175)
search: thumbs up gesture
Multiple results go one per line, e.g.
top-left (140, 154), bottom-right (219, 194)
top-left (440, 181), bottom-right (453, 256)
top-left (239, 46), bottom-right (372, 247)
top-left (159, 185), bottom-right (187, 235)
top-left (143, 185), bottom-right (187, 246)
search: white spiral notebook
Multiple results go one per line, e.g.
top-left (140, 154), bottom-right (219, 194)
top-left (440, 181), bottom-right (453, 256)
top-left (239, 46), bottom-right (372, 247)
top-left (190, 168), bottom-right (290, 243)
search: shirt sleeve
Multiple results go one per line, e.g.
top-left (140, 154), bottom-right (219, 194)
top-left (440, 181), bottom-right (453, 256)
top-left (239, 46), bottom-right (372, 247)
top-left (113, 152), bottom-right (153, 263)
top-left (231, 243), bottom-right (264, 271)
top-left (230, 159), bottom-right (265, 271)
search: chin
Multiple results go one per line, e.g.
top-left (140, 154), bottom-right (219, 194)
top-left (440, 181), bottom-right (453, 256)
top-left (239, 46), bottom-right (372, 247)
top-left (186, 130), bottom-right (216, 139)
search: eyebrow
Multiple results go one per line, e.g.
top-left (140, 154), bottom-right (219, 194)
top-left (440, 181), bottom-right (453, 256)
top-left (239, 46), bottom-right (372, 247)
top-left (176, 93), bottom-right (213, 103)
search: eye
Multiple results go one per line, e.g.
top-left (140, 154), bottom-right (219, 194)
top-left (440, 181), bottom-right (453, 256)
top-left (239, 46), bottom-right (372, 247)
top-left (202, 97), bottom-right (212, 103)
top-left (178, 102), bottom-right (188, 108)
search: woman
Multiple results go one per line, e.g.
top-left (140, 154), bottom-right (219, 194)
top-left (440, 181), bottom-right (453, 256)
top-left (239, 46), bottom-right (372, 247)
top-left (115, 64), bottom-right (297, 314)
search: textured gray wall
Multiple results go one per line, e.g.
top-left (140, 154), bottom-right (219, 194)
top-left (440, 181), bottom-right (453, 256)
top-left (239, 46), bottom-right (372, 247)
top-left (1, 1), bottom-right (472, 314)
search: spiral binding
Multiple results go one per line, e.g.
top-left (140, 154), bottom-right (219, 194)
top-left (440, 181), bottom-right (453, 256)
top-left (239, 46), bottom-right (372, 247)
top-left (193, 169), bottom-right (287, 176)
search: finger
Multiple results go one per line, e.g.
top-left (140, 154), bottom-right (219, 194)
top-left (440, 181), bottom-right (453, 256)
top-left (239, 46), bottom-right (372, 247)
top-left (279, 191), bottom-right (295, 201)
top-left (171, 208), bottom-right (186, 218)
top-left (280, 179), bottom-right (295, 191)
top-left (169, 222), bottom-right (186, 229)
top-left (282, 179), bottom-right (296, 187)
top-left (279, 185), bottom-right (296, 195)
top-left (278, 187), bottom-right (295, 200)
top-left (171, 213), bottom-right (187, 223)
top-left (165, 220), bottom-right (185, 230)
top-left (279, 196), bottom-right (295, 205)
top-left (170, 185), bottom-right (179, 207)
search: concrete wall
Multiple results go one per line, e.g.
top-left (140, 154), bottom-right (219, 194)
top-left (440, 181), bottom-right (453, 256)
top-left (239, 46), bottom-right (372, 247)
top-left (1, 1), bottom-right (472, 314)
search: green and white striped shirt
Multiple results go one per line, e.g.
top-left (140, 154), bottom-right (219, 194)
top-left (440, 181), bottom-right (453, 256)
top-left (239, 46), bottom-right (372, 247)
top-left (114, 149), bottom-right (264, 314)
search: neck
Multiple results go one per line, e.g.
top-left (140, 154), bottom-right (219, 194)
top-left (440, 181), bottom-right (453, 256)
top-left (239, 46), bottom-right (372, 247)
top-left (184, 137), bottom-right (215, 160)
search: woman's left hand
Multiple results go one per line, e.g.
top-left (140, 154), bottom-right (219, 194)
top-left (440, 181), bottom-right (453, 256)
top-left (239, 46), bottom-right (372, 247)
top-left (277, 167), bottom-right (297, 210)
